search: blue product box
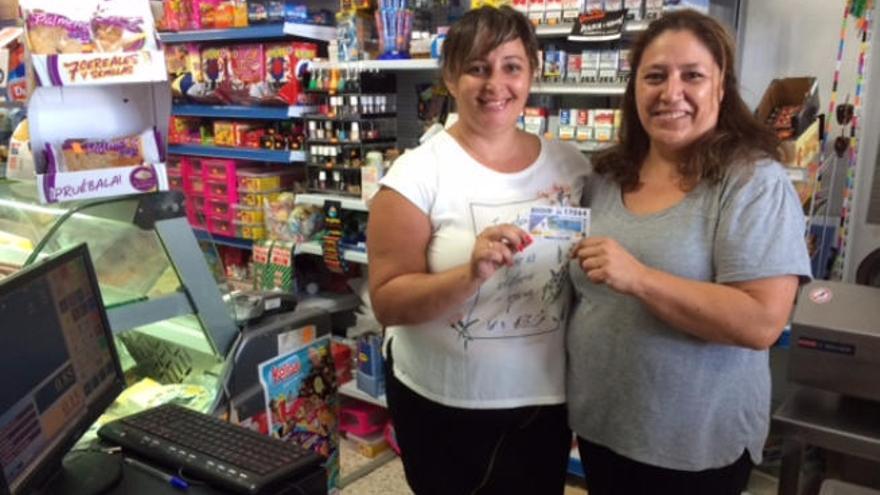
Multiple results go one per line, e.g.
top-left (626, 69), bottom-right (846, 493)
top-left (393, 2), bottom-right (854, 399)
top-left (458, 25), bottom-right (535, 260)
top-left (357, 333), bottom-right (385, 397)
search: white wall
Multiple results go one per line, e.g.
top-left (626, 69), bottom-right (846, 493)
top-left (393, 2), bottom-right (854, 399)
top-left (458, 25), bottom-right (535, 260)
top-left (738, 0), bottom-right (858, 112)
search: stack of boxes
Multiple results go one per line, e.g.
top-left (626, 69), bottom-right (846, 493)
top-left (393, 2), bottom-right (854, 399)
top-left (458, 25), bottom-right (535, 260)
top-left (168, 155), bottom-right (302, 240)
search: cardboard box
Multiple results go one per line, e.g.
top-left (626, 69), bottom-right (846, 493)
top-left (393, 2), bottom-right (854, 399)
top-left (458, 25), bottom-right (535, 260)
top-left (0, 0), bottom-right (18, 21)
top-left (755, 77), bottom-right (820, 139)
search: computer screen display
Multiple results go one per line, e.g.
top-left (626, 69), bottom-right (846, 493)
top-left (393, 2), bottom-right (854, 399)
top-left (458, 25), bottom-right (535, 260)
top-left (0, 244), bottom-right (125, 494)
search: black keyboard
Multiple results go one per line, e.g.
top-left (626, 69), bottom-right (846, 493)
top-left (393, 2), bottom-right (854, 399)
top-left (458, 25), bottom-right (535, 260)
top-left (98, 403), bottom-right (323, 494)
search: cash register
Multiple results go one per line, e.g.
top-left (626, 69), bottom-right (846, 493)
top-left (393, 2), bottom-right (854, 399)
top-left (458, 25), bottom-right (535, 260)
top-left (0, 244), bottom-right (325, 495)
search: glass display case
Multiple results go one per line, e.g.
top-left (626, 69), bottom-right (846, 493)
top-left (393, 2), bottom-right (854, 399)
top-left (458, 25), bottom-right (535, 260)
top-left (0, 178), bottom-right (240, 413)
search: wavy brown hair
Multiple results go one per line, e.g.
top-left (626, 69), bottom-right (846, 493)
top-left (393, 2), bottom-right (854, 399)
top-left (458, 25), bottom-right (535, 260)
top-left (593, 9), bottom-right (781, 191)
top-left (440, 6), bottom-right (540, 83)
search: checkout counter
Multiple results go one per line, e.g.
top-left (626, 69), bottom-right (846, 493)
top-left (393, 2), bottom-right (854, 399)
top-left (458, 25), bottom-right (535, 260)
top-left (774, 281), bottom-right (880, 495)
top-left (0, 180), bottom-right (338, 493)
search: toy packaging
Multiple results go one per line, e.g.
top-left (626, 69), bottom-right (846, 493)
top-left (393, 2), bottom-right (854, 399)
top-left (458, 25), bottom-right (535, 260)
top-left (201, 45), bottom-right (230, 88)
top-left (230, 44), bottom-right (265, 85)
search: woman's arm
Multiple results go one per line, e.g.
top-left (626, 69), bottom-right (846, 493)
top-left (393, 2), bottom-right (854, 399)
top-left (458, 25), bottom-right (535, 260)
top-left (574, 237), bottom-right (799, 350)
top-left (368, 188), bottom-right (529, 327)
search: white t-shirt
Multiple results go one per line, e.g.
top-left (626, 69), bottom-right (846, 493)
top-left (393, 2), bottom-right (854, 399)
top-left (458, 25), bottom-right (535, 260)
top-left (379, 130), bottom-right (589, 409)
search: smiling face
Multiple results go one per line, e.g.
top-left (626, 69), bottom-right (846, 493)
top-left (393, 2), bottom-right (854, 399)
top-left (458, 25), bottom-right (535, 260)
top-left (444, 38), bottom-right (532, 135)
top-left (635, 29), bottom-right (725, 158)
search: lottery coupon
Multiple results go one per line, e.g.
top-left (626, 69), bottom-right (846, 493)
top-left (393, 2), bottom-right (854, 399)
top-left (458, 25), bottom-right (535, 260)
top-left (528, 206), bottom-right (590, 240)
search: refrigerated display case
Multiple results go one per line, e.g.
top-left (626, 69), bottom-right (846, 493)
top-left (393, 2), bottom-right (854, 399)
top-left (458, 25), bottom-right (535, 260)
top-left (0, 179), bottom-right (240, 407)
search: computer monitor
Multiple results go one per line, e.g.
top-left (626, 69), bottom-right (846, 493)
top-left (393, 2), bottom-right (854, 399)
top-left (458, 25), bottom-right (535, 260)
top-left (0, 244), bottom-right (126, 495)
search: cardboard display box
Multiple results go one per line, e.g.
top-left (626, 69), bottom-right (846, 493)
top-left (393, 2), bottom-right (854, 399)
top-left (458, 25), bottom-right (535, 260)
top-left (755, 77), bottom-right (820, 141)
top-left (755, 77), bottom-right (821, 169)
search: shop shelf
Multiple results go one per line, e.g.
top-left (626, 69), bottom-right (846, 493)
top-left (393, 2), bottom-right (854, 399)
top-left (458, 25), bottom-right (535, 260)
top-left (338, 379), bottom-right (387, 408)
top-left (530, 83), bottom-right (626, 95)
top-left (192, 227), bottom-right (254, 250)
top-left (536, 23), bottom-right (576, 38)
top-left (172, 104), bottom-right (318, 120)
top-left (298, 292), bottom-right (361, 313)
top-left (297, 241), bottom-right (368, 264)
top-left (295, 193), bottom-right (369, 212)
top-left (309, 58), bottom-right (440, 71)
top-left (159, 22), bottom-right (336, 44)
top-left (168, 145), bottom-right (306, 163)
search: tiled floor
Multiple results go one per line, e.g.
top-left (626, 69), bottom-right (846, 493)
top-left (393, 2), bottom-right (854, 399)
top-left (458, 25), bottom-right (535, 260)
top-left (338, 442), bottom-right (779, 495)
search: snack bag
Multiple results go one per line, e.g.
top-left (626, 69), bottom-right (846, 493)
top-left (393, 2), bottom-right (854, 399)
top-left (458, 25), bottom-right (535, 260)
top-left (21, 1), bottom-right (95, 54)
top-left (46, 127), bottom-right (162, 172)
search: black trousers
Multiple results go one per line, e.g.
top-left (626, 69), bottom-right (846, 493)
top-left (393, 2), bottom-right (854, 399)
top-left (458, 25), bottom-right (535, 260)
top-left (577, 437), bottom-right (754, 495)
top-left (384, 344), bottom-right (571, 495)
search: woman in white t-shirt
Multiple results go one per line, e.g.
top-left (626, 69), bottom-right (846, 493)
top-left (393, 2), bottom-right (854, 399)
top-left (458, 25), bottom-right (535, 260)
top-left (367, 6), bottom-right (588, 495)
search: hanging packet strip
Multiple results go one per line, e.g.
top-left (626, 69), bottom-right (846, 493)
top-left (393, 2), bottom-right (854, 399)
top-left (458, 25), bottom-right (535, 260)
top-left (45, 128), bottom-right (162, 173)
top-left (21, 0), bottom-right (158, 55)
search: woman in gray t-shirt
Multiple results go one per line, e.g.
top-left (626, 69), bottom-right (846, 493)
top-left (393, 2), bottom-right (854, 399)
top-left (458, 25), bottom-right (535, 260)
top-left (567, 10), bottom-right (812, 495)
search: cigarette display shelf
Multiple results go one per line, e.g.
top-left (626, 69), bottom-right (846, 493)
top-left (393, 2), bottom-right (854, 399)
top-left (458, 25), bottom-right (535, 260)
top-left (535, 19), bottom-right (649, 39)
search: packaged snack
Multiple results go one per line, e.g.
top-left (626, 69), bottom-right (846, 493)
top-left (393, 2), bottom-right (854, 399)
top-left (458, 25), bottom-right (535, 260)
top-left (21, 2), bottom-right (95, 54)
top-left (248, 0), bottom-right (269, 24)
top-left (213, 121), bottom-right (236, 147)
top-left (91, 16), bottom-right (147, 52)
top-left (47, 127), bottom-right (162, 172)
top-left (192, 0), bottom-right (220, 29)
top-left (233, 0), bottom-right (249, 27)
top-left (214, 1), bottom-right (236, 29)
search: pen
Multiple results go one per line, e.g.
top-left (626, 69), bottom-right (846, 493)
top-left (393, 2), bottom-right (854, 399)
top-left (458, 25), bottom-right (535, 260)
top-left (124, 457), bottom-right (190, 491)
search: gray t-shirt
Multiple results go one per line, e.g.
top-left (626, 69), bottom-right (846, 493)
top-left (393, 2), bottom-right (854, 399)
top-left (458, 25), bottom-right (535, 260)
top-left (566, 159), bottom-right (812, 471)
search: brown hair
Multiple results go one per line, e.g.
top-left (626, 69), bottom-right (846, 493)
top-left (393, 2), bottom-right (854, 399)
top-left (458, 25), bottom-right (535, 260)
top-left (593, 9), bottom-right (781, 191)
top-left (440, 6), bottom-right (540, 83)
